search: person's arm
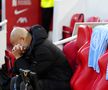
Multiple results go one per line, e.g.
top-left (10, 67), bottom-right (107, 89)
top-left (13, 56), bottom-right (30, 75)
top-left (12, 44), bottom-right (27, 74)
top-left (31, 46), bottom-right (56, 75)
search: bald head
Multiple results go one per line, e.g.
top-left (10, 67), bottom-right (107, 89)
top-left (10, 27), bottom-right (32, 48)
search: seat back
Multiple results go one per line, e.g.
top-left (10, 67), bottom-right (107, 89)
top-left (62, 13), bottom-right (84, 39)
top-left (70, 13), bottom-right (84, 28)
top-left (87, 16), bottom-right (100, 22)
top-left (63, 40), bottom-right (78, 72)
top-left (72, 45), bottom-right (98, 90)
top-left (5, 50), bottom-right (16, 77)
top-left (69, 26), bottom-right (92, 89)
top-left (92, 51), bottom-right (108, 90)
top-left (70, 43), bottom-right (90, 89)
top-left (76, 25), bottom-right (92, 49)
top-left (63, 25), bottom-right (92, 71)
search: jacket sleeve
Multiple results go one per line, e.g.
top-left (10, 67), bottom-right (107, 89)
top-left (13, 56), bottom-right (30, 75)
top-left (30, 46), bottom-right (56, 75)
top-left (13, 58), bottom-right (21, 75)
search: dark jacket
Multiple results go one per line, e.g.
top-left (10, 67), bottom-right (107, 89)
top-left (13, 25), bottom-right (72, 90)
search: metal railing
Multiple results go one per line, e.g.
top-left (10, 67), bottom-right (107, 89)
top-left (53, 35), bottom-right (77, 45)
top-left (0, 19), bottom-right (7, 26)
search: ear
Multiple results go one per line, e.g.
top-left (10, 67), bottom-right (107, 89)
top-left (20, 37), bottom-right (24, 44)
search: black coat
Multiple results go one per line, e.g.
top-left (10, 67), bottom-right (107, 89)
top-left (13, 25), bottom-right (72, 90)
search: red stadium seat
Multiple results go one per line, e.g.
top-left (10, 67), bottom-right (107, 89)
top-left (72, 45), bottom-right (98, 90)
top-left (70, 42), bottom-right (89, 86)
top-left (65, 26), bottom-right (92, 90)
top-left (63, 39), bottom-right (78, 72)
top-left (5, 50), bottom-right (16, 77)
top-left (86, 16), bottom-right (100, 22)
top-left (62, 13), bottom-right (84, 39)
top-left (63, 25), bottom-right (92, 82)
top-left (91, 51), bottom-right (108, 90)
top-left (76, 25), bottom-right (92, 49)
top-left (103, 19), bottom-right (108, 22)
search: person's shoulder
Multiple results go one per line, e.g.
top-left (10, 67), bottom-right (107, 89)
top-left (29, 24), bottom-right (46, 32)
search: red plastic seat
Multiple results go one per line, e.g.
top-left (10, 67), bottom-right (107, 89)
top-left (62, 13), bottom-right (84, 39)
top-left (72, 44), bottom-right (98, 90)
top-left (70, 42), bottom-right (89, 86)
top-left (65, 26), bottom-right (92, 89)
top-left (63, 25), bottom-right (92, 71)
top-left (91, 51), bottom-right (108, 90)
top-left (86, 16), bottom-right (100, 22)
top-left (103, 19), bottom-right (108, 22)
top-left (63, 40), bottom-right (78, 72)
top-left (5, 50), bottom-right (16, 77)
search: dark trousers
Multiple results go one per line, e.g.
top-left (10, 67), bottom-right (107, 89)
top-left (41, 7), bottom-right (53, 33)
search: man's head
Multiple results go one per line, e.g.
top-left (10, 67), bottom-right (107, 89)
top-left (10, 27), bottom-right (32, 50)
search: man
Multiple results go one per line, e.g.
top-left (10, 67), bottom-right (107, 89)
top-left (41, 0), bottom-right (54, 33)
top-left (10, 25), bottom-right (72, 90)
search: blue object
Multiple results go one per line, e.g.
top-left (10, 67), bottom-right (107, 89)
top-left (88, 25), bottom-right (108, 73)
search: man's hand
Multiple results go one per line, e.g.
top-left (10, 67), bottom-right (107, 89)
top-left (12, 44), bottom-right (26, 59)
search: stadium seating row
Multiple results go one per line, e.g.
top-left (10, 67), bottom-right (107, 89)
top-left (62, 13), bottom-right (106, 39)
top-left (63, 25), bottom-right (108, 90)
